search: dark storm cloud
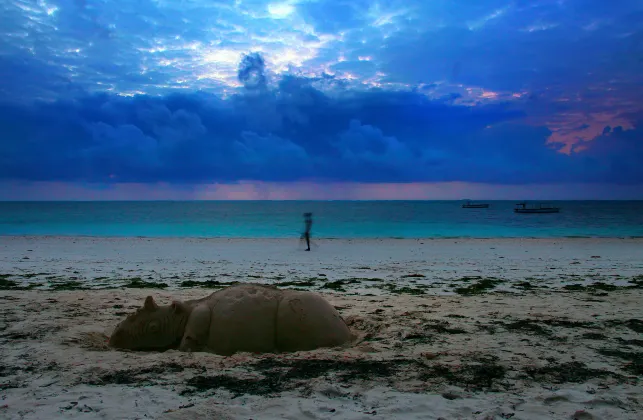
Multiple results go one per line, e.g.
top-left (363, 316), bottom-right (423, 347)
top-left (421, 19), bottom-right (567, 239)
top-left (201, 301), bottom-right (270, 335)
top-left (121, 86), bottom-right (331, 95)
top-left (1, 51), bottom-right (641, 185)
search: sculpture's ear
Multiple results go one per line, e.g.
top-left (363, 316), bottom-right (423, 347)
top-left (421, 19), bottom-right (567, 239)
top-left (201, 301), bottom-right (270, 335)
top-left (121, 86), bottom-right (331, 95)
top-left (143, 296), bottom-right (158, 311)
top-left (170, 300), bottom-right (188, 314)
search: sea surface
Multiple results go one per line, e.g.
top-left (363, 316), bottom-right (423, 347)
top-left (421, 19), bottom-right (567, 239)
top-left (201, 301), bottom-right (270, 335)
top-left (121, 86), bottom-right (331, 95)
top-left (0, 201), bottom-right (642, 239)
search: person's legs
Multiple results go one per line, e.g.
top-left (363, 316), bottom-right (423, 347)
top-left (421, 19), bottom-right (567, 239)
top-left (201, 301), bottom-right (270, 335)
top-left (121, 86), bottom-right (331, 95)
top-left (305, 232), bottom-right (311, 251)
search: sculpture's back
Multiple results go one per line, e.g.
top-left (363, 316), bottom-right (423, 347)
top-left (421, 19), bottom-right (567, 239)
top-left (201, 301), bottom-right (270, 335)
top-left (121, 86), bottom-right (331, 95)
top-left (205, 284), bottom-right (282, 356)
top-left (276, 289), bottom-right (353, 352)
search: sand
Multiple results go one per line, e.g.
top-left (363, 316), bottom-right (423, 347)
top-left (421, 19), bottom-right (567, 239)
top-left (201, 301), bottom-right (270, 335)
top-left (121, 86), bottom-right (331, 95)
top-left (0, 236), bottom-right (642, 419)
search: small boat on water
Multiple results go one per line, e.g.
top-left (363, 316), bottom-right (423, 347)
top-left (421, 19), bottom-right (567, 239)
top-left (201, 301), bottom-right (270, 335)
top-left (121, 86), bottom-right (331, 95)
top-left (462, 200), bottom-right (490, 209)
top-left (514, 202), bottom-right (560, 214)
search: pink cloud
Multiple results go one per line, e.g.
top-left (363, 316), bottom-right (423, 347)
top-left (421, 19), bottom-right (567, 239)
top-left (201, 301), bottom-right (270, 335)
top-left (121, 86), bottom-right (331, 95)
top-left (545, 111), bottom-right (634, 154)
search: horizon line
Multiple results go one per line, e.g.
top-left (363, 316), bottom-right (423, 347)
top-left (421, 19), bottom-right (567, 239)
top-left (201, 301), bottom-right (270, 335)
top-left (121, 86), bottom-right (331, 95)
top-left (2, 198), bottom-right (643, 203)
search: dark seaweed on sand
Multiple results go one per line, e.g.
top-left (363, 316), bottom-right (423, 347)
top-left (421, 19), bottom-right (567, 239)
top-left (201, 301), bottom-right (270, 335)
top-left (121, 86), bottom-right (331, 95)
top-left (321, 279), bottom-right (360, 292)
top-left (183, 375), bottom-right (275, 398)
top-left (180, 280), bottom-right (239, 288)
top-left (402, 332), bottom-right (434, 343)
top-left (0, 277), bottom-right (42, 290)
top-left (628, 275), bottom-right (643, 288)
top-left (605, 319), bottom-right (643, 334)
top-left (564, 282), bottom-right (619, 292)
top-left (597, 349), bottom-right (643, 375)
top-left (423, 320), bottom-right (467, 334)
top-left (615, 338), bottom-right (643, 347)
top-left (502, 319), bottom-right (551, 336)
top-left (87, 363), bottom-right (191, 386)
top-left (124, 277), bottom-right (168, 289)
top-left (498, 318), bottom-right (596, 337)
top-left (419, 362), bottom-right (506, 390)
top-left (524, 361), bottom-right (618, 383)
top-left (453, 278), bottom-right (503, 295)
top-left (182, 358), bottom-right (416, 397)
top-left (275, 280), bottom-right (317, 287)
top-left (563, 277), bottom-right (643, 292)
top-left (582, 332), bottom-right (609, 340)
top-left (182, 355), bottom-right (510, 397)
top-left (49, 281), bottom-right (88, 291)
top-left (255, 358), bottom-right (406, 382)
top-left (381, 284), bottom-right (427, 295)
top-left (514, 281), bottom-right (538, 290)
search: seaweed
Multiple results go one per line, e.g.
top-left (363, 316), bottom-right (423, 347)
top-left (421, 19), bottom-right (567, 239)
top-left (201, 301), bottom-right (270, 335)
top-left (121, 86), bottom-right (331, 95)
top-left (418, 356), bottom-right (506, 390)
top-left (499, 318), bottom-right (594, 337)
top-left (627, 275), bottom-right (643, 289)
top-left (402, 333), bottom-right (434, 344)
top-left (605, 319), bottom-right (643, 334)
top-left (524, 362), bottom-right (618, 383)
top-left (321, 279), bottom-right (361, 292)
top-left (539, 319), bottom-right (596, 328)
top-left (275, 280), bottom-right (317, 287)
top-left (124, 278), bottom-right (168, 289)
top-left (582, 332), bottom-right (608, 340)
top-left (514, 281), bottom-right (537, 290)
top-left (180, 280), bottom-right (239, 288)
top-left (0, 278), bottom-right (42, 290)
top-left (455, 276), bottom-right (484, 282)
top-left (381, 284), bottom-right (427, 295)
top-left (87, 363), bottom-right (187, 386)
top-left (182, 358), bottom-right (418, 397)
top-left (564, 282), bottom-right (633, 292)
top-left (20, 273), bottom-right (51, 278)
top-left (423, 321), bottom-right (467, 334)
top-left (454, 278), bottom-right (503, 296)
top-left (502, 320), bottom-right (551, 336)
top-left (614, 338), bottom-right (643, 347)
top-left (182, 375), bottom-right (275, 398)
top-left (49, 281), bottom-right (87, 291)
top-left (597, 349), bottom-right (643, 375)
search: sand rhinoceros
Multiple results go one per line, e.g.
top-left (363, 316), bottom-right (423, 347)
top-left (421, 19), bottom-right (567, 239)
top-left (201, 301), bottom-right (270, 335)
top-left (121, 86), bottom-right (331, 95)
top-left (108, 284), bottom-right (353, 356)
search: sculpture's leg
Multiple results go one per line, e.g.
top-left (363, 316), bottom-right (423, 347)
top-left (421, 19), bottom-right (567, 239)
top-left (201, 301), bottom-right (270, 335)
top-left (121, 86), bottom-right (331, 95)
top-left (179, 305), bottom-right (211, 352)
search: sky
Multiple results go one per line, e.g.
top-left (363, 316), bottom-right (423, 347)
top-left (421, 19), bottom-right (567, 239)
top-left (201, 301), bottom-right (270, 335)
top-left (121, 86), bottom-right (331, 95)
top-left (1, 0), bottom-right (642, 200)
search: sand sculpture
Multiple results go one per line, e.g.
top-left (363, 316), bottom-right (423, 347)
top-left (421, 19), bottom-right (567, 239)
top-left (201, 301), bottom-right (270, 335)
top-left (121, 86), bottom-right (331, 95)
top-left (109, 283), bottom-right (353, 356)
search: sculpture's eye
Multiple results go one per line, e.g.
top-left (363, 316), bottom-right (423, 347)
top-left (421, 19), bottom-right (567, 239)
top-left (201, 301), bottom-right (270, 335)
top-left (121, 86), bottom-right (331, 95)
top-left (148, 321), bottom-right (160, 333)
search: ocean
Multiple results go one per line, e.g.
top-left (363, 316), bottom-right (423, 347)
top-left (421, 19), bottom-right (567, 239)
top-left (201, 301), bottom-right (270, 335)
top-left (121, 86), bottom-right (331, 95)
top-left (0, 201), bottom-right (641, 239)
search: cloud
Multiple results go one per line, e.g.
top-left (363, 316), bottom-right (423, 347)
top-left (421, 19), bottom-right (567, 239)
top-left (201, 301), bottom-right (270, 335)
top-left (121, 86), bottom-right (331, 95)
top-left (238, 52), bottom-right (268, 91)
top-left (1, 1), bottom-right (642, 189)
top-left (1, 51), bottom-right (641, 186)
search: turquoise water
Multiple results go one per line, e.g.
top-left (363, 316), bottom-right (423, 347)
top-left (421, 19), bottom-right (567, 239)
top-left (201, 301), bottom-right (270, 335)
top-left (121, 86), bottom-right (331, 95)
top-left (0, 201), bottom-right (642, 238)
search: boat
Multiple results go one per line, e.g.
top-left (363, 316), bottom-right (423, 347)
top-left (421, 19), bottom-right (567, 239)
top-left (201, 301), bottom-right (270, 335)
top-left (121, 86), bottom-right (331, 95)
top-left (514, 202), bottom-right (560, 214)
top-left (462, 200), bottom-right (490, 209)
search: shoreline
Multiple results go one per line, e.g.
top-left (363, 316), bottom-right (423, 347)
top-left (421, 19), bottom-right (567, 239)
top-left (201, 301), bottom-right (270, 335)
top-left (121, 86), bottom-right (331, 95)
top-left (3, 234), bottom-right (643, 240)
top-left (2, 236), bottom-right (642, 294)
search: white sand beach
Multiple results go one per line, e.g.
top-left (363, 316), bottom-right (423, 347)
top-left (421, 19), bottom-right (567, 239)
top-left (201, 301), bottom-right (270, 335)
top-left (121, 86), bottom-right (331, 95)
top-left (1, 236), bottom-right (642, 419)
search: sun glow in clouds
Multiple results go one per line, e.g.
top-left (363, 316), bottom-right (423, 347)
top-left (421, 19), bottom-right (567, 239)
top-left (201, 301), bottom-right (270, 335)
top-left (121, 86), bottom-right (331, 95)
top-left (203, 49), bottom-right (243, 65)
top-left (267, 2), bottom-right (295, 19)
